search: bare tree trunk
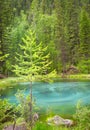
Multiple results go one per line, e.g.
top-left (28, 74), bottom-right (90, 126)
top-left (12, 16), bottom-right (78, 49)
top-left (29, 78), bottom-right (33, 130)
top-left (13, 117), bottom-right (16, 130)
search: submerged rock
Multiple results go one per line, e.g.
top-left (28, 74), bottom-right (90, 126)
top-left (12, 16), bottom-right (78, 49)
top-left (47, 115), bottom-right (73, 127)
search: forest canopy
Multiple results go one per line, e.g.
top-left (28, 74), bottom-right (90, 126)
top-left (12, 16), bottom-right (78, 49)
top-left (0, 0), bottom-right (90, 76)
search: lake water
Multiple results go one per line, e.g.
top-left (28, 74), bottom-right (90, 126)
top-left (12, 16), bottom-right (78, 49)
top-left (0, 81), bottom-right (90, 115)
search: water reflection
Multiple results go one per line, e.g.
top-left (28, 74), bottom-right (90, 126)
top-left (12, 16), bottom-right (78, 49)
top-left (0, 81), bottom-right (90, 114)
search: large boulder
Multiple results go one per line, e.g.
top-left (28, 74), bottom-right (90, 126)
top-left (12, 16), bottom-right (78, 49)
top-left (47, 115), bottom-right (73, 127)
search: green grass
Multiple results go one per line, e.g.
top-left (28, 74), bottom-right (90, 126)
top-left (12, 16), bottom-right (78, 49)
top-left (0, 94), bottom-right (90, 130)
top-left (0, 77), bottom-right (28, 89)
top-left (33, 122), bottom-right (69, 130)
top-left (0, 74), bottom-right (90, 90)
top-left (66, 74), bottom-right (90, 80)
top-left (55, 74), bottom-right (90, 81)
top-left (32, 121), bottom-right (86, 130)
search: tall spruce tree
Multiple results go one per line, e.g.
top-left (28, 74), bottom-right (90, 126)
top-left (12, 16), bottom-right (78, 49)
top-left (29, 0), bottom-right (57, 71)
top-left (0, 44), bottom-right (9, 74)
top-left (0, 0), bottom-right (13, 74)
top-left (78, 8), bottom-right (90, 73)
top-left (65, 0), bottom-right (80, 65)
top-left (79, 8), bottom-right (90, 59)
top-left (5, 11), bottom-right (29, 75)
top-left (13, 29), bottom-right (56, 129)
top-left (54, 0), bottom-right (69, 73)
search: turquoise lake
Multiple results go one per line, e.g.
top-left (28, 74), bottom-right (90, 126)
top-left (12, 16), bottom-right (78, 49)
top-left (0, 81), bottom-right (90, 115)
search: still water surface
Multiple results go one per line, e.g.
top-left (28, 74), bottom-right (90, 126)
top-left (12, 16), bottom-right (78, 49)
top-left (1, 81), bottom-right (90, 114)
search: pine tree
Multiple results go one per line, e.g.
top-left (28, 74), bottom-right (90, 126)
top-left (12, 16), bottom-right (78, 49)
top-left (65, 0), bottom-right (80, 65)
top-left (54, 0), bottom-right (69, 73)
top-left (0, 44), bottom-right (9, 73)
top-left (5, 11), bottom-right (29, 75)
top-left (79, 8), bottom-right (90, 59)
top-left (13, 29), bottom-right (56, 129)
top-left (29, 0), bottom-right (57, 71)
top-left (0, 0), bottom-right (13, 74)
top-left (78, 8), bottom-right (90, 73)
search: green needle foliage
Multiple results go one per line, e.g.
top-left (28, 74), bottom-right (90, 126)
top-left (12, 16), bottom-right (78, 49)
top-left (0, 44), bottom-right (9, 72)
top-left (0, 99), bottom-right (16, 130)
top-left (1, 0), bottom-right (90, 75)
top-left (13, 29), bottom-right (56, 129)
top-left (0, 52), bottom-right (9, 62)
top-left (13, 29), bottom-right (56, 80)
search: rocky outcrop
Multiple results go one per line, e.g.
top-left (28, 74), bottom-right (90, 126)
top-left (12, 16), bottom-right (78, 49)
top-left (47, 115), bottom-right (73, 127)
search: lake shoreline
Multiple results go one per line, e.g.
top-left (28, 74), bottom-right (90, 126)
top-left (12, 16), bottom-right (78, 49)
top-left (0, 76), bottom-right (90, 130)
top-left (0, 74), bottom-right (90, 90)
top-left (1, 79), bottom-right (90, 116)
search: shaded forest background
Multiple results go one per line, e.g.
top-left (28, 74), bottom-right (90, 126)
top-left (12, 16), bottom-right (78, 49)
top-left (0, 0), bottom-right (90, 76)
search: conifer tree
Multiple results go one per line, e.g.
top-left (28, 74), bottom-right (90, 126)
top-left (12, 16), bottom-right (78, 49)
top-left (13, 29), bottom-right (56, 129)
top-left (79, 8), bottom-right (90, 59)
top-left (5, 11), bottom-right (29, 75)
top-left (0, 0), bottom-right (13, 74)
top-left (65, 0), bottom-right (80, 65)
top-left (54, 0), bottom-right (69, 73)
top-left (30, 0), bottom-right (57, 71)
top-left (0, 44), bottom-right (9, 73)
top-left (78, 8), bottom-right (90, 73)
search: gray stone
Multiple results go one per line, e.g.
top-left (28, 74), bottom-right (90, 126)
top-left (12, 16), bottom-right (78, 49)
top-left (33, 113), bottom-right (39, 122)
top-left (47, 115), bottom-right (73, 126)
top-left (3, 122), bottom-right (26, 130)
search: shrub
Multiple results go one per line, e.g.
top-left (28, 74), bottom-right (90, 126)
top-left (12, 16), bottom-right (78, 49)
top-left (73, 102), bottom-right (90, 130)
top-left (16, 90), bottom-right (39, 124)
top-left (78, 60), bottom-right (90, 74)
top-left (0, 99), bottom-right (16, 129)
top-left (33, 122), bottom-right (68, 130)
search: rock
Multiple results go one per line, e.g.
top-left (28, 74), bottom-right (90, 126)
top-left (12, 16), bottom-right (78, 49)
top-left (47, 115), bottom-right (73, 127)
top-left (3, 122), bottom-right (26, 130)
top-left (33, 113), bottom-right (39, 122)
top-left (62, 65), bottom-right (80, 75)
top-left (0, 74), bottom-right (7, 79)
top-left (63, 119), bottom-right (73, 127)
top-left (66, 65), bottom-right (79, 74)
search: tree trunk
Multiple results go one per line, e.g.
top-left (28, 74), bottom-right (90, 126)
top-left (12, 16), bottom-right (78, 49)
top-left (29, 79), bottom-right (33, 130)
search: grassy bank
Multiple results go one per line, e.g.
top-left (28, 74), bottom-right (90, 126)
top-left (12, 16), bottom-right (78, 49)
top-left (0, 77), bottom-right (27, 90)
top-left (0, 76), bottom-right (90, 130)
top-left (65, 74), bottom-right (90, 80)
top-left (55, 74), bottom-right (90, 81)
top-left (0, 74), bottom-right (90, 90)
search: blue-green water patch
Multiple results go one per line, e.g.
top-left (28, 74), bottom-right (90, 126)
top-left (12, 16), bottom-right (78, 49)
top-left (0, 81), bottom-right (90, 114)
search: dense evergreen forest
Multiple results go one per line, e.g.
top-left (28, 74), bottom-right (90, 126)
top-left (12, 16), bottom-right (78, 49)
top-left (0, 0), bottom-right (90, 76)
